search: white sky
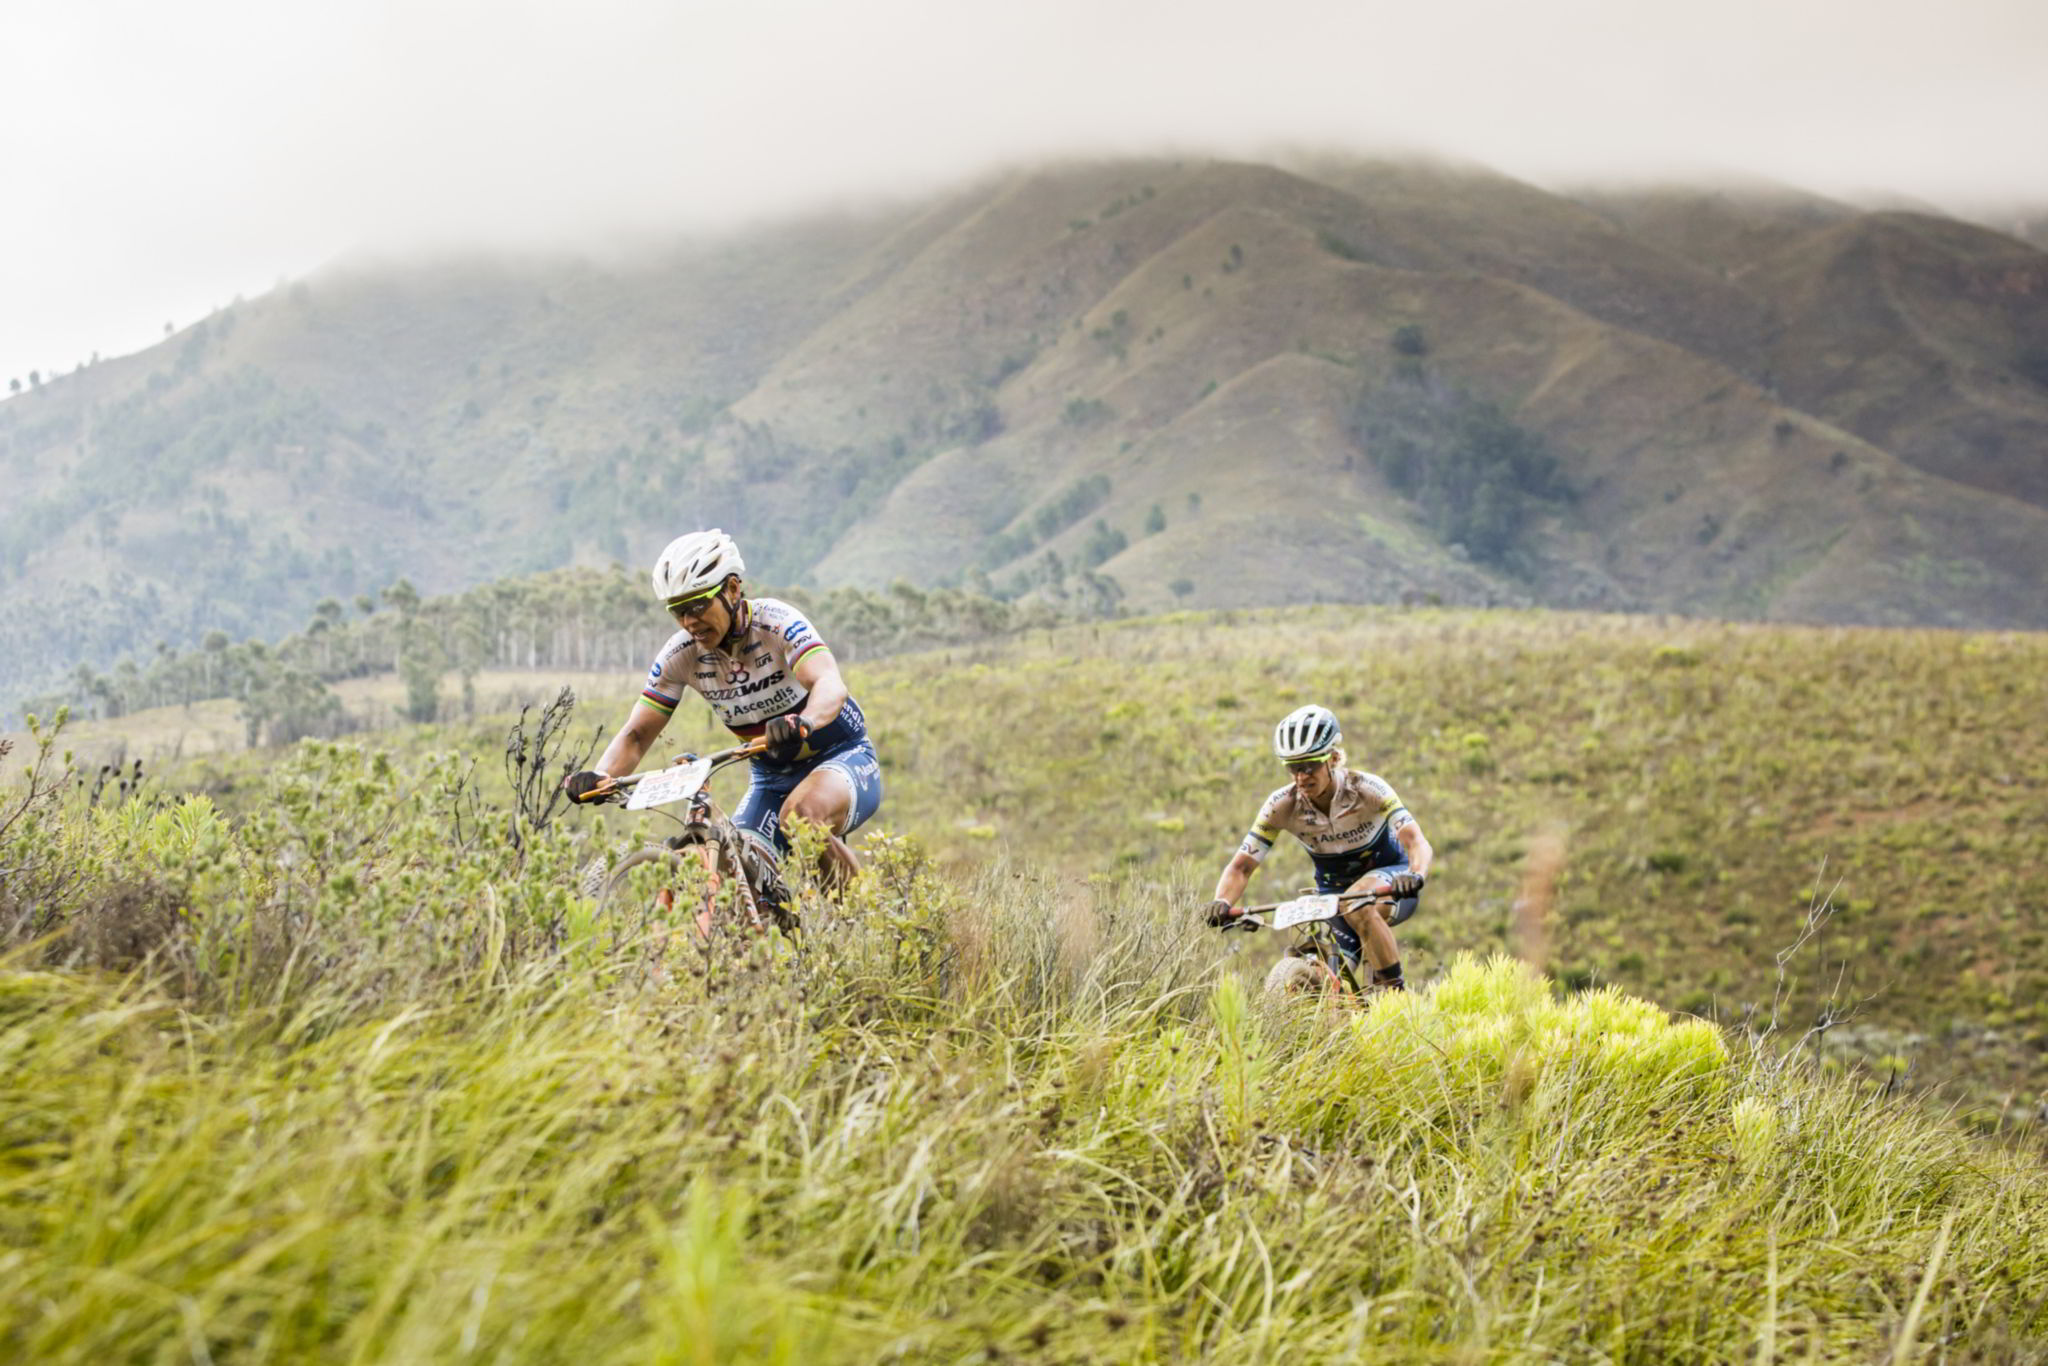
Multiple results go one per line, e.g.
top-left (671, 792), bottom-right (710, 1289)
top-left (4, 0), bottom-right (2045, 389)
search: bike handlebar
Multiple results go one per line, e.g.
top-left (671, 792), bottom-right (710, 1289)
top-left (583, 737), bottom-right (772, 804)
top-left (1221, 889), bottom-right (1396, 932)
top-left (610, 737), bottom-right (769, 787)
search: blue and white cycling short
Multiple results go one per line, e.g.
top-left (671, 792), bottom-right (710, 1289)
top-left (1317, 861), bottom-right (1420, 965)
top-left (731, 739), bottom-right (883, 855)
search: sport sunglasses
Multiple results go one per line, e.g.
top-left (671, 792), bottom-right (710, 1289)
top-left (665, 584), bottom-right (725, 620)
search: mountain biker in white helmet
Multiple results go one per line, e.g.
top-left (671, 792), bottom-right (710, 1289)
top-left (1199, 704), bottom-right (1432, 991)
top-left (563, 528), bottom-right (881, 897)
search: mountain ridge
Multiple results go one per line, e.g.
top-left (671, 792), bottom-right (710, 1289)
top-left (4, 153), bottom-right (2046, 709)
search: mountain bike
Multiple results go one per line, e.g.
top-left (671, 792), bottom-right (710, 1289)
top-left (1218, 890), bottom-right (1397, 999)
top-left (581, 738), bottom-right (797, 942)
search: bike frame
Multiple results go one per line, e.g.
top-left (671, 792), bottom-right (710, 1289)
top-left (593, 739), bottom-right (785, 939)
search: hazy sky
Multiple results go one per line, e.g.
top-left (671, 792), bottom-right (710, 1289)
top-left (4, 0), bottom-right (2044, 388)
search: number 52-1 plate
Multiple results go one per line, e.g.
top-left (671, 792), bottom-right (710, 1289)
top-left (1265, 894), bottom-right (1341, 929)
top-left (626, 758), bottom-right (713, 810)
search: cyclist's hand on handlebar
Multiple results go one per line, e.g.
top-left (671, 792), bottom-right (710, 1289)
top-left (763, 714), bottom-right (811, 760)
top-left (1200, 898), bottom-right (1238, 928)
top-left (563, 770), bottom-right (610, 804)
top-left (1384, 871), bottom-right (1425, 899)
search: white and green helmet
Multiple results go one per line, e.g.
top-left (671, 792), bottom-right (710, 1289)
top-left (651, 528), bottom-right (744, 604)
top-left (1273, 704), bottom-right (1341, 762)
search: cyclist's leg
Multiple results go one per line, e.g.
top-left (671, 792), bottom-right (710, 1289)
top-left (1334, 867), bottom-right (1402, 968)
top-left (780, 766), bottom-right (855, 889)
top-left (1323, 912), bottom-right (1365, 967)
top-left (732, 762), bottom-right (796, 845)
top-left (1314, 865), bottom-right (1368, 970)
top-left (779, 743), bottom-right (882, 892)
top-left (731, 766), bottom-right (801, 916)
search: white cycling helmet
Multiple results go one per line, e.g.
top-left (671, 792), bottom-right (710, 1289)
top-left (1273, 704), bottom-right (1341, 762)
top-left (651, 529), bottom-right (744, 603)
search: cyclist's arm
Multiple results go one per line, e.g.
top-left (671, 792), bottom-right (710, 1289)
top-left (789, 646), bottom-right (848, 730)
top-left (1394, 815), bottom-right (1433, 879)
top-left (594, 700), bottom-right (669, 778)
top-left (1214, 796), bottom-right (1285, 907)
top-left (1211, 851), bottom-right (1261, 907)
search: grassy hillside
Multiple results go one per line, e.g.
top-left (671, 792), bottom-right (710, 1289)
top-left (860, 610), bottom-right (2048, 1107)
top-left (1750, 213), bottom-right (2048, 506)
top-left (6, 155), bottom-right (2047, 713)
top-left (46, 604), bottom-right (2048, 1110)
top-left (6, 715), bottom-right (2048, 1360)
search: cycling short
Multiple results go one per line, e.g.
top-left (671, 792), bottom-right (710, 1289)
top-left (1316, 862), bottom-right (1420, 965)
top-left (732, 739), bottom-right (883, 854)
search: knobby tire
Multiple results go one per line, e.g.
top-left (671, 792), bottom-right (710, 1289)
top-left (596, 826), bottom-right (792, 936)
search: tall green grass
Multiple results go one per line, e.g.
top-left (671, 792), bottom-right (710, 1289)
top-left (137, 607), bottom-right (2048, 1101)
top-left (5, 734), bottom-right (2046, 1361)
top-left (836, 608), bottom-right (2048, 1108)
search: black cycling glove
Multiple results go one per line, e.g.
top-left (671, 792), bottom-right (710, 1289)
top-left (563, 770), bottom-right (607, 803)
top-left (1200, 898), bottom-right (1237, 927)
top-left (763, 714), bottom-right (812, 760)
top-left (1384, 871), bottom-right (1426, 899)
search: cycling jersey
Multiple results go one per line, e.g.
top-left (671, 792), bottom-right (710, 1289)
top-left (1238, 767), bottom-right (1415, 890)
top-left (638, 597), bottom-right (868, 771)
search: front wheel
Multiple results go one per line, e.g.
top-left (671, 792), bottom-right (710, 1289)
top-left (594, 844), bottom-right (691, 918)
top-left (595, 830), bottom-right (796, 936)
top-left (1263, 954), bottom-right (1343, 998)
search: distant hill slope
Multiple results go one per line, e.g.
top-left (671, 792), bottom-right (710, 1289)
top-left (1752, 213), bottom-right (2048, 505)
top-left (5, 154), bottom-right (2046, 710)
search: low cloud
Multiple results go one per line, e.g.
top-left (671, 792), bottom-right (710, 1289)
top-left (4, 0), bottom-right (2043, 383)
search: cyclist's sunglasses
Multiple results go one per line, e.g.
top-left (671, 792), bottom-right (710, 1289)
top-left (1282, 755), bottom-right (1332, 775)
top-left (665, 585), bottom-right (724, 620)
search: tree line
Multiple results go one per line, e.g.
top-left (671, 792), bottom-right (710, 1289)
top-left (26, 565), bottom-right (1107, 746)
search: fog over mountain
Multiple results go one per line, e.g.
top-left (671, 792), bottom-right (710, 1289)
top-left (5, 0), bottom-right (2046, 386)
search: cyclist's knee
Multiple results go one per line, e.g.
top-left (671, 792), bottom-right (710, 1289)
top-left (780, 792), bottom-right (847, 836)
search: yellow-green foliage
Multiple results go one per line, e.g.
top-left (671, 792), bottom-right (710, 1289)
top-left (1394, 955), bottom-right (1728, 1103)
top-left (6, 734), bottom-right (2048, 1361)
top-left (1729, 1096), bottom-right (1779, 1173)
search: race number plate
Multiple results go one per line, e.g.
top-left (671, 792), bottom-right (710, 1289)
top-left (625, 758), bottom-right (712, 810)
top-left (1267, 894), bottom-right (1341, 929)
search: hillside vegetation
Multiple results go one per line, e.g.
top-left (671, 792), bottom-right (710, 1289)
top-left (5, 155), bottom-right (2047, 710)
top-left (686, 608), bottom-right (2048, 1112)
top-left (44, 604), bottom-right (2048, 1109)
top-left (6, 717), bottom-right (2048, 1360)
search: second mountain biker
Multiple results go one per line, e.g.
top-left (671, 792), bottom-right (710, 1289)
top-left (1199, 704), bottom-right (1433, 991)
